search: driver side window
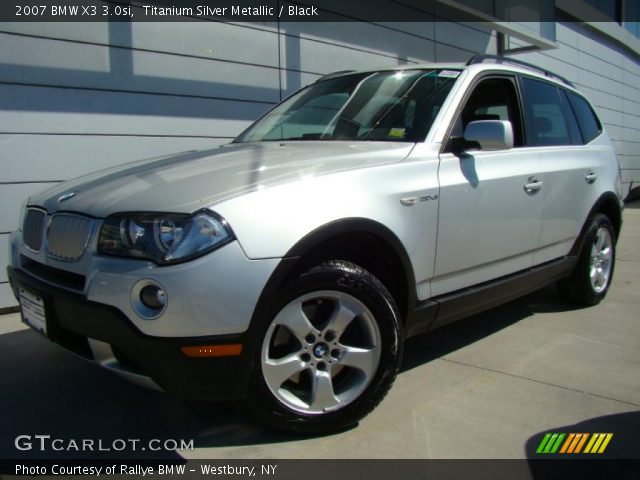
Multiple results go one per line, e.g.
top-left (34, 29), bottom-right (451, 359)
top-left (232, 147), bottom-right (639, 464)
top-left (451, 76), bottom-right (524, 147)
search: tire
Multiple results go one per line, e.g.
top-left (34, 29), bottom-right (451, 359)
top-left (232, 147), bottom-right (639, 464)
top-left (558, 213), bottom-right (616, 306)
top-left (245, 260), bottom-right (402, 434)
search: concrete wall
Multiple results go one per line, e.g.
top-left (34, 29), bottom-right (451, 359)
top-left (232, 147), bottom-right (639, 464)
top-left (0, 13), bottom-right (497, 308)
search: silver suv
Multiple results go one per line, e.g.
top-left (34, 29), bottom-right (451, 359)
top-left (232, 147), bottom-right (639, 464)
top-left (8, 55), bottom-right (623, 434)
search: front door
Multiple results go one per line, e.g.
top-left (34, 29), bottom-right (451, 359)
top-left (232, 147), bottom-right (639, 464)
top-left (433, 75), bottom-right (544, 297)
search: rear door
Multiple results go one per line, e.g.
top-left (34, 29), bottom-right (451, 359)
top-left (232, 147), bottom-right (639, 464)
top-left (518, 77), bottom-right (606, 264)
top-left (433, 74), bottom-right (544, 296)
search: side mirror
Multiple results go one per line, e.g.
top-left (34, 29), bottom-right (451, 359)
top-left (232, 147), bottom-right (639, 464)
top-left (462, 120), bottom-right (514, 151)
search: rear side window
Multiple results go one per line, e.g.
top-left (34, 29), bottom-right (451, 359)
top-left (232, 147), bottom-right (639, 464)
top-left (567, 91), bottom-right (602, 143)
top-left (520, 77), bottom-right (576, 146)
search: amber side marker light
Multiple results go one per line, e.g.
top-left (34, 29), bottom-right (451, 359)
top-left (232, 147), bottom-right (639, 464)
top-left (181, 344), bottom-right (243, 357)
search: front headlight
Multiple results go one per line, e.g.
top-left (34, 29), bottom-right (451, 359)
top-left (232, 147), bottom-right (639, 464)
top-left (98, 210), bottom-right (234, 265)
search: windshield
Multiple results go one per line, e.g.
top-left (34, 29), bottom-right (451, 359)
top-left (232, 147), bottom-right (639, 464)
top-left (234, 69), bottom-right (460, 143)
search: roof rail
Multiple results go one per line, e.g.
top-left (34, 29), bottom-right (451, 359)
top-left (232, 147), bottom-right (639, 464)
top-left (466, 54), bottom-right (575, 88)
top-left (315, 70), bottom-right (356, 82)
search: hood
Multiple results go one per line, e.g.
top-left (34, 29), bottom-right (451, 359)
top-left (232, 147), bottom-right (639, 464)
top-left (31, 141), bottom-right (414, 218)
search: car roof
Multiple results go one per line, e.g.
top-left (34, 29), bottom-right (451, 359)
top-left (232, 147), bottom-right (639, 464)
top-left (317, 60), bottom-right (579, 94)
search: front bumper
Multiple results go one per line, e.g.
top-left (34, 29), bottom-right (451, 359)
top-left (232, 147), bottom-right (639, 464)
top-left (8, 266), bottom-right (253, 400)
top-left (10, 227), bottom-right (279, 338)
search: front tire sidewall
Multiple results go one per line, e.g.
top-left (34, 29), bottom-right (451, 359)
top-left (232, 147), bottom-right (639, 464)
top-left (246, 262), bottom-right (402, 434)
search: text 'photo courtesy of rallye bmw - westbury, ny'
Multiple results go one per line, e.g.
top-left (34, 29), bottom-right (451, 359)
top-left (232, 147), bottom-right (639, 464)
top-left (15, 463), bottom-right (278, 476)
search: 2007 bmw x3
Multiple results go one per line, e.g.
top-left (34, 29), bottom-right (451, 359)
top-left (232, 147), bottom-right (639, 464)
top-left (8, 55), bottom-right (623, 433)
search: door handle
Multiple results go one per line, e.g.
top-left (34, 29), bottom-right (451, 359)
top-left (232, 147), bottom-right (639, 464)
top-left (524, 176), bottom-right (543, 194)
top-left (585, 171), bottom-right (597, 184)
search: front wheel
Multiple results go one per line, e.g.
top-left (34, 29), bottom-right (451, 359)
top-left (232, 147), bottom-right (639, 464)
top-left (246, 261), bottom-right (402, 434)
top-left (558, 213), bottom-right (616, 306)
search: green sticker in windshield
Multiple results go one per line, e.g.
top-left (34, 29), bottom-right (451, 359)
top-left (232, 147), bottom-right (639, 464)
top-left (388, 128), bottom-right (406, 139)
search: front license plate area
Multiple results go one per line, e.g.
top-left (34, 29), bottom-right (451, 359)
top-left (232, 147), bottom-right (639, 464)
top-left (19, 288), bottom-right (47, 336)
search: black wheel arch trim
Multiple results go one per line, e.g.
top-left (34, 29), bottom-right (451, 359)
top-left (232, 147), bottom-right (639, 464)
top-left (247, 218), bottom-right (418, 346)
top-left (569, 191), bottom-right (623, 257)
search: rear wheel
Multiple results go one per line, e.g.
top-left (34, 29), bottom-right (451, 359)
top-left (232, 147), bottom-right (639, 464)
top-left (246, 260), bottom-right (402, 434)
top-left (558, 213), bottom-right (616, 306)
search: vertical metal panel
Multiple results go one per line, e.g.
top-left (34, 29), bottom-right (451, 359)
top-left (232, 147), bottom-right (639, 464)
top-left (47, 214), bottom-right (93, 261)
top-left (22, 209), bottom-right (46, 252)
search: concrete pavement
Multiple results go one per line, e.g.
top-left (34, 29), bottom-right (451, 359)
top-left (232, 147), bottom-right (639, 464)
top-left (1, 203), bottom-right (639, 459)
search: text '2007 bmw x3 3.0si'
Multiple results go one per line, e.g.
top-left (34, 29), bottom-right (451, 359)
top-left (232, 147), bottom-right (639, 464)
top-left (8, 55), bottom-right (623, 434)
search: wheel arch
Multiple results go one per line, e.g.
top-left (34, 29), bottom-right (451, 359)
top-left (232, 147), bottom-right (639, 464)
top-left (570, 191), bottom-right (623, 257)
top-left (250, 218), bottom-right (417, 330)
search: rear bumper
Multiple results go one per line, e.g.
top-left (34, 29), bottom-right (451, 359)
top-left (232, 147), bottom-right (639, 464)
top-left (7, 266), bottom-right (252, 401)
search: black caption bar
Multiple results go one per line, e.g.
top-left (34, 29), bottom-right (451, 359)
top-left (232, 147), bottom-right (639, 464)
top-left (3, 459), bottom-right (640, 480)
top-left (7, 1), bottom-right (322, 22)
top-left (0, 0), bottom-right (606, 23)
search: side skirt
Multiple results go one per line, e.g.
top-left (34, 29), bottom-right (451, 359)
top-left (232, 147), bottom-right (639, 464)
top-left (405, 256), bottom-right (577, 338)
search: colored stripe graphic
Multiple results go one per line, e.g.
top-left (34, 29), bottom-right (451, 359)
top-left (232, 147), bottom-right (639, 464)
top-left (574, 434), bottom-right (589, 453)
top-left (584, 434), bottom-right (598, 453)
top-left (536, 433), bottom-right (552, 454)
top-left (537, 433), bottom-right (613, 454)
top-left (544, 434), bottom-right (560, 453)
top-left (550, 433), bottom-right (565, 453)
top-left (567, 433), bottom-right (582, 453)
top-left (537, 433), bottom-right (565, 453)
top-left (559, 433), bottom-right (575, 454)
top-left (584, 433), bottom-right (614, 454)
top-left (598, 433), bottom-right (613, 453)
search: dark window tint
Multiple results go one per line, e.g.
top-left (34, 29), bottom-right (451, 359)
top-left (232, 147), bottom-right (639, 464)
top-left (451, 76), bottom-right (524, 147)
top-left (567, 91), bottom-right (602, 144)
top-left (521, 77), bottom-right (574, 146)
top-left (558, 89), bottom-right (583, 144)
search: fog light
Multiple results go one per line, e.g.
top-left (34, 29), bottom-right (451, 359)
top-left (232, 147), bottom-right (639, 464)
top-left (131, 280), bottom-right (168, 319)
top-left (140, 285), bottom-right (166, 310)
